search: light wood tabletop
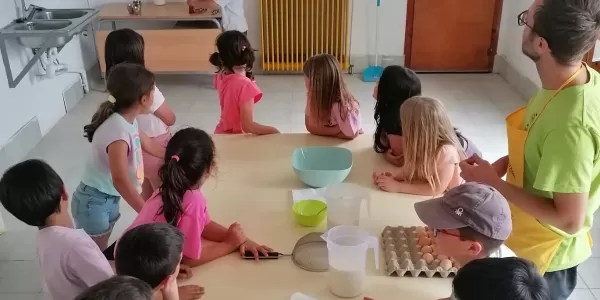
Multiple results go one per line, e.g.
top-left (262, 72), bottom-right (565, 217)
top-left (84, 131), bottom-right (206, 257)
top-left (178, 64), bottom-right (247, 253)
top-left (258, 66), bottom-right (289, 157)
top-left (180, 134), bottom-right (451, 300)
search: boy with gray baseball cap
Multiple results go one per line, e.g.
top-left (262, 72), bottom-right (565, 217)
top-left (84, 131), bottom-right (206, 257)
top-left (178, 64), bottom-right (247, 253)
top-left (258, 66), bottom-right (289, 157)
top-left (414, 182), bottom-right (516, 268)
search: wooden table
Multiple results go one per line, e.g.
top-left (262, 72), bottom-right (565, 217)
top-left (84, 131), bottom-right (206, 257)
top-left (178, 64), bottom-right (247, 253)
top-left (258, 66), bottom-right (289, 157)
top-left (185, 134), bottom-right (451, 300)
top-left (95, 2), bottom-right (222, 74)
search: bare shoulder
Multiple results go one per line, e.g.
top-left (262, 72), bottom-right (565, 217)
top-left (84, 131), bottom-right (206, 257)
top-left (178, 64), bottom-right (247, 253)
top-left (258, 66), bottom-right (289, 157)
top-left (436, 144), bottom-right (460, 165)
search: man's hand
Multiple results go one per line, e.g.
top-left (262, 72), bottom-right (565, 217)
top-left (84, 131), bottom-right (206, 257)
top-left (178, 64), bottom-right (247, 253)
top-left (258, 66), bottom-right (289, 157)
top-left (459, 154), bottom-right (503, 186)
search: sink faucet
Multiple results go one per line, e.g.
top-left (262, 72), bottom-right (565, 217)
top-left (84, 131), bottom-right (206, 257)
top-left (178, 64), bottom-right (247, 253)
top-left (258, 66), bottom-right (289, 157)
top-left (20, 0), bottom-right (42, 20)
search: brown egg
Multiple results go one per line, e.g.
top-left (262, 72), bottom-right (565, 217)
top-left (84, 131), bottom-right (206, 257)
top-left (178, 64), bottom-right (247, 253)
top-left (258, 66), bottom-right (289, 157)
top-left (421, 245), bottom-right (433, 253)
top-left (422, 253), bottom-right (434, 264)
top-left (415, 226), bottom-right (426, 233)
top-left (431, 251), bottom-right (438, 257)
top-left (417, 231), bottom-right (428, 239)
top-left (418, 237), bottom-right (431, 246)
top-left (437, 254), bottom-right (449, 261)
top-left (440, 259), bottom-right (453, 271)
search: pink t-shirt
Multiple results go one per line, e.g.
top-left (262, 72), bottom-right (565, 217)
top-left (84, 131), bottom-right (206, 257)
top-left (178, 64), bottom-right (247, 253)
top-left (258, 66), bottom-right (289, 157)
top-left (214, 73), bottom-right (263, 134)
top-left (125, 190), bottom-right (211, 259)
top-left (305, 99), bottom-right (362, 138)
top-left (37, 226), bottom-right (113, 300)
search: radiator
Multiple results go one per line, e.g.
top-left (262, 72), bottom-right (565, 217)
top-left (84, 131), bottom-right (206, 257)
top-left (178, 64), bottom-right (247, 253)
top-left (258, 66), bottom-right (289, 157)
top-left (260, 0), bottom-right (352, 72)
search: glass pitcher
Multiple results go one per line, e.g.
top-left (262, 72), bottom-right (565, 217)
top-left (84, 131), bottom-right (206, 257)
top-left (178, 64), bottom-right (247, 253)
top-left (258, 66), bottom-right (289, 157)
top-left (321, 225), bottom-right (379, 298)
top-left (324, 183), bottom-right (371, 229)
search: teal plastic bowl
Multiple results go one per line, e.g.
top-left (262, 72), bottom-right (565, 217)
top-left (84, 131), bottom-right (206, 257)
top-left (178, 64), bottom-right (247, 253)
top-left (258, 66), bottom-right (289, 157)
top-left (292, 146), bottom-right (352, 187)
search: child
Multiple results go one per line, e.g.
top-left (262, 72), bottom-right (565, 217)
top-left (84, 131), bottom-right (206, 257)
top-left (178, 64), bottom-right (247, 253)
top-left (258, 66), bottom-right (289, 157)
top-left (304, 53), bottom-right (362, 139)
top-left (73, 63), bottom-right (165, 250)
top-left (373, 96), bottom-right (465, 195)
top-left (452, 257), bottom-right (549, 300)
top-left (414, 182), bottom-right (516, 268)
top-left (373, 65), bottom-right (421, 165)
top-left (0, 160), bottom-right (113, 300)
top-left (105, 29), bottom-right (177, 200)
top-left (209, 31), bottom-right (279, 134)
top-left (75, 276), bottom-right (153, 300)
top-left (119, 127), bottom-right (272, 266)
top-left (373, 66), bottom-right (480, 166)
top-left (116, 223), bottom-right (204, 300)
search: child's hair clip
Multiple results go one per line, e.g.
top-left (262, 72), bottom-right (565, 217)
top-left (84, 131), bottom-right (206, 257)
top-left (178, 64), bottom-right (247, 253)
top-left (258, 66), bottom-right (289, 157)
top-left (242, 45), bottom-right (247, 51)
top-left (108, 95), bottom-right (116, 104)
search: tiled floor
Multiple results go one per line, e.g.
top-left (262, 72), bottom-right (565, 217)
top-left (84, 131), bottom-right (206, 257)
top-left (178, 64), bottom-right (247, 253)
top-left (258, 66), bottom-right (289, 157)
top-left (0, 73), bottom-right (599, 299)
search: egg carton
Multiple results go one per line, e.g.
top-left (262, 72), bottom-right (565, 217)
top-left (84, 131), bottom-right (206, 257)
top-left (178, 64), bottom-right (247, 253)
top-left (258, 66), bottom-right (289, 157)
top-left (381, 226), bottom-right (459, 278)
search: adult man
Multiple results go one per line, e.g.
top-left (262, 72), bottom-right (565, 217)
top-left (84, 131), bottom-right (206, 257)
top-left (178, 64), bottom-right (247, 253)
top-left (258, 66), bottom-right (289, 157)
top-left (460, 0), bottom-right (600, 299)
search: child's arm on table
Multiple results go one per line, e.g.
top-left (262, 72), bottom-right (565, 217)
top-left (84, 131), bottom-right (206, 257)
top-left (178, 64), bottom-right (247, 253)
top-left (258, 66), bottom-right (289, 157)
top-left (140, 131), bottom-right (166, 159)
top-left (181, 222), bottom-right (246, 267)
top-left (107, 141), bottom-right (145, 212)
top-left (240, 100), bottom-right (280, 135)
top-left (374, 146), bottom-right (459, 196)
top-left (154, 102), bottom-right (176, 126)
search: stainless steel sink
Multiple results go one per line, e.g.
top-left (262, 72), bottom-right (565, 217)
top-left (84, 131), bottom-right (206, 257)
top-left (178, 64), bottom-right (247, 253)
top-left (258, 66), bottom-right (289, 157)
top-left (32, 9), bottom-right (88, 20)
top-left (12, 20), bottom-right (71, 31)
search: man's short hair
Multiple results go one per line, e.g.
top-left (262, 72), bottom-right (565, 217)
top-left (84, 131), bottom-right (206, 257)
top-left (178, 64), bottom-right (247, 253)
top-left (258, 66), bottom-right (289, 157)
top-left (0, 159), bottom-right (63, 227)
top-left (533, 0), bottom-right (600, 64)
top-left (115, 223), bottom-right (184, 288)
top-left (75, 275), bottom-right (153, 300)
top-left (453, 257), bottom-right (550, 300)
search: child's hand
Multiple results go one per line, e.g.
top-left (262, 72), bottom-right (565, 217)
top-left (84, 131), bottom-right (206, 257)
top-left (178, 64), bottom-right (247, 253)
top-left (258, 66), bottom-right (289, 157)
top-left (177, 264), bottom-right (193, 280)
top-left (226, 223), bottom-right (248, 247)
top-left (177, 285), bottom-right (205, 300)
top-left (161, 273), bottom-right (180, 300)
top-left (374, 174), bottom-right (403, 192)
top-left (240, 240), bottom-right (273, 261)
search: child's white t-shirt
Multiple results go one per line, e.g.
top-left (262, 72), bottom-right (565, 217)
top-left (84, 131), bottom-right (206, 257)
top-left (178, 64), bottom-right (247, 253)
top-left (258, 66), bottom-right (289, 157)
top-left (489, 244), bottom-right (517, 258)
top-left (216, 0), bottom-right (248, 32)
top-left (137, 86), bottom-right (169, 138)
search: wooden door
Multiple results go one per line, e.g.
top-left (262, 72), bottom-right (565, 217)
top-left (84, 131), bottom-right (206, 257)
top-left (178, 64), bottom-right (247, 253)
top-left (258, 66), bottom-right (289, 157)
top-left (405, 0), bottom-right (502, 72)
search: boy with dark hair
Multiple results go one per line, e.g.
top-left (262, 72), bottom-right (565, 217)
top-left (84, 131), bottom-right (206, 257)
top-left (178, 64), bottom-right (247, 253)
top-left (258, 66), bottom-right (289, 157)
top-left (452, 257), bottom-right (550, 300)
top-left (115, 223), bottom-right (204, 300)
top-left (414, 182), bottom-right (516, 267)
top-left (75, 276), bottom-right (153, 300)
top-left (0, 159), bottom-right (113, 300)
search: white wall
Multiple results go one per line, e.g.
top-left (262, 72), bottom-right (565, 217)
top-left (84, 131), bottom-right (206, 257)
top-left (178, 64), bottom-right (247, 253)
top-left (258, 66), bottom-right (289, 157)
top-left (0, 0), bottom-right (96, 146)
top-left (496, 0), bottom-right (540, 86)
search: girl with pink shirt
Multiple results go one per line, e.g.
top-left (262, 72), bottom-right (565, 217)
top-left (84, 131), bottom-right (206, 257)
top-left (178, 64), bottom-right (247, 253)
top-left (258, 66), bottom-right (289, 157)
top-left (122, 127), bottom-right (273, 266)
top-left (210, 31), bottom-right (279, 134)
top-left (303, 54), bottom-right (362, 139)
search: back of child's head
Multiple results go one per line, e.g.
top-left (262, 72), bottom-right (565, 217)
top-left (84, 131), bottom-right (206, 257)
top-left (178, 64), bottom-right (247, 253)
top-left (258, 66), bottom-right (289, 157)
top-left (374, 65), bottom-right (421, 153)
top-left (158, 127), bottom-right (216, 225)
top-left (84, 63), bottom-right (155, 143)
top-left (400, 96), bottom-right (465, 187)
top-left (115, 223), bottom-right (184, 289)
top-left (75, 275), bottom-right (153, 300)
top-left (209, 30), bottom-right (254, 74)
top-left (452, 257), bottom-right (549, 300)
top-left (104, 28), bottom-right (145, 75)
top-left (0, 159), bottom-right (63, 227)
top-left (303, 53), bottom-right (352, 121)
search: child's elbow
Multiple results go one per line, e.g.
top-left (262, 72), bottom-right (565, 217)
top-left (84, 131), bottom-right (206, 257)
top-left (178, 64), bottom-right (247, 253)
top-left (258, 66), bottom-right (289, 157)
top-left (241, 121), bottom-right (255, 134)
top-left (164, 115), bottom-right (176, 126)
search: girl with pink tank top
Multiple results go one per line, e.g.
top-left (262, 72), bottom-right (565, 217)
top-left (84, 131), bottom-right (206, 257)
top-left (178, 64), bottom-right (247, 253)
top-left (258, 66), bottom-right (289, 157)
top-left (303, 54), bottom-right (362, 139)
top-left (209, 31), bottom-right (279, 135)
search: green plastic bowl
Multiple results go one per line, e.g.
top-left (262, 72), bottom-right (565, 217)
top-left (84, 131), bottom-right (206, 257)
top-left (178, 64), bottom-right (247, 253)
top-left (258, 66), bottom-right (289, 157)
top-left (292, 146), bottom-right (353, 188)
top-left (293, 200), bottom-right (327, 227)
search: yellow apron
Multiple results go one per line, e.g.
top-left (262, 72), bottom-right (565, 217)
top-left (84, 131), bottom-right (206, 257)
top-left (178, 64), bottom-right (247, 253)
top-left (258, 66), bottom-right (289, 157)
top-left (504, 66), bottom-right (589, 274)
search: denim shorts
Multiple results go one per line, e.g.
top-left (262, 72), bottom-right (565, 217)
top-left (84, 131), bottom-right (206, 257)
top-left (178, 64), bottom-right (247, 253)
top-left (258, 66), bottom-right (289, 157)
top-left (71, 182), bottom-right (121, 237)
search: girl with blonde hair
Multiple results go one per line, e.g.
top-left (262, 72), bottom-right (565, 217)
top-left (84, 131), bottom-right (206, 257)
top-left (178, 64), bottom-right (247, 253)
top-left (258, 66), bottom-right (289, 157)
top-left (303, 54), bottom-right (362, 139)
top-left (373, 96), bottom-right (465, 196)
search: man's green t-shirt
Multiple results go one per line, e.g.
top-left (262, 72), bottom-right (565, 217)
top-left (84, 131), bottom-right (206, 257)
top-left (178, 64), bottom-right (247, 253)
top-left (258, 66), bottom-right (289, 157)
top-left (523, 66), bottom-right (600, 272)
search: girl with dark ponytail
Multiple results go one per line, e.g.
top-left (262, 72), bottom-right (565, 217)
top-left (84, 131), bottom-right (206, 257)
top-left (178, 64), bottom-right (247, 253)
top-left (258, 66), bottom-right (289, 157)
top-left (210, 30), bottom-right (279, 135)
top-left (122, 127), bottom-right (273, 266)
top-left (73, 63), bottom-right (166, 251)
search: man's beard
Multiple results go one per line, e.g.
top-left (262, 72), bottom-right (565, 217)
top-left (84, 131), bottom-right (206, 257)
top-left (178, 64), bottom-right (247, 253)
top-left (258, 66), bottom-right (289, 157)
top-left (522, 34), bottom-right (541, 62)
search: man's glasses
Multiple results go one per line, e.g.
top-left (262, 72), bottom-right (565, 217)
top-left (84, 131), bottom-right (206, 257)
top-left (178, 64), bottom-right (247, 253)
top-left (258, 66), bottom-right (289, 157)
top-left (517, 10), bottom-right (532, 28)
top-left (433, 228), bottom-right (461, 238)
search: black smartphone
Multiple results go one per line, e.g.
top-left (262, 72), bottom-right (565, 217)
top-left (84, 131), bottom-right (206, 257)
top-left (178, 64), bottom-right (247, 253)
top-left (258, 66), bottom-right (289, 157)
top-left (242, 251), bottom-right (282, 259)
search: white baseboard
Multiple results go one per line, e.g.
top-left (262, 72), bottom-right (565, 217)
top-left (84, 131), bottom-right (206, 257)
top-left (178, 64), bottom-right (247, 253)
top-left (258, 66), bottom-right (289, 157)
top-left (493, 55), bottom-right (539, 101)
